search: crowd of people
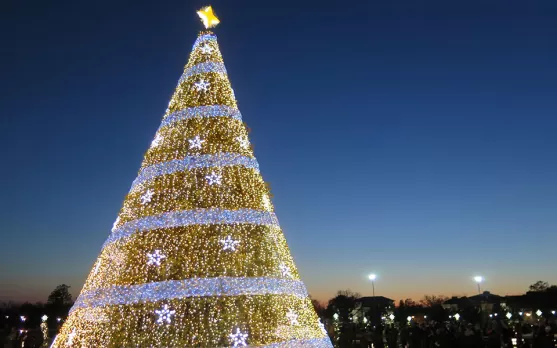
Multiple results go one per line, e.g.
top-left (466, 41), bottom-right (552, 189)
top-left (356, 319), bottom-right (556, 348)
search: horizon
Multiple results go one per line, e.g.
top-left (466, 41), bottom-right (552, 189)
top-left (2, 0), bottom-right (557, 305)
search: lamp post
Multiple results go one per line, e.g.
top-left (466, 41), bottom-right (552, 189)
top-left (474, 276), bottom-right (483, 295)
top-left (368, 274), bottom-right (377, 297)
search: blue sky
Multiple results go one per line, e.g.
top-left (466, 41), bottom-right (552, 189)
top-left (1, 0), bottom-right (556, 303)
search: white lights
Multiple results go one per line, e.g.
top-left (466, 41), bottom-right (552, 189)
top-left (262, 195), bottom-right (272, 211)
top-left (194, 79), bottom-right (210, 92)
top-left (279, 263), bottom-right (292, 278)
top-left (67, 329), bottom-right (76, 345)
top-left (188, 135), bottom-right (205, 150)
top-left (407, 316), bottom-right (412, 322)
top-left (229, 328), bottom-right (248, 347)
top-left (205, 171), bottom-right (222, 185)
top-left (474, 276), bottom-right (483, 283)
top-left (93, 260), bottom-right (101, 275)
top-left (140, 189), bottom-right (154, 205)
top-left (536, 309), bottom-right (543, 317)
top-left (111, 217), bottom-right (120, 232)
top-left (220, 235), bottom-right (240, 251)
top-left (236, 135), bottom-right (249, 149)
top-left (50, 26), bottom-right (335, 348)
top-left (20, 316), bottom-right (26, 322)
top-left (333, 313), bottom-right (339, 321)
top-left (146, 250), bottom-right (166, 266)
top-left (286, 309), bottom-right (299, 326)
top-left (506, 312), bottom-right (512, 319)
top-left (552, 310), bottom-right (556, 315)
top-left (155, 304), bottom-right (175, 324)
top-left (368, 274), bottom-right (377, 281)
top-left (389, 314), bottom-right (395, 320)
top-left (41, 315), bottom-right (48, 322)
top-left (199, 44), bottom-right (214, 55)
top-left (151, 134), bottom-right (163, 148)
top-left (454, 313), bottom-right (460, 321)
top-left (318, 318), bottom-right (327, 335)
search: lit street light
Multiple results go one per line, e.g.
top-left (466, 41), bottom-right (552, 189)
top-left (474, 276), bottom-right (483, 294)
top-left (368, 274), bottom-right (377, 297)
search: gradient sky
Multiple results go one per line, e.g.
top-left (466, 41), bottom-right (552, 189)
top-left (2, 0), bottom-right (557, 304)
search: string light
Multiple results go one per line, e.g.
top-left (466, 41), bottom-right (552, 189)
top-left (52, 20), bottom-right (332, 348)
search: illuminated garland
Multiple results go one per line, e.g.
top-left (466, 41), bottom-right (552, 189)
top-left (130, 153), bottom-right (259, 190)
top-left (260, 338), bottom-right (333, 348)
top-left (70, 277), bottom-right (308, 311)
top-left (160, 105), bottom-right (242, 126)
top-left (105, 208), bottom-right (279, 246)
top-left (193, 33), bottom-right (217, 49)
top-left (178, 61), bottom-right (227, 84)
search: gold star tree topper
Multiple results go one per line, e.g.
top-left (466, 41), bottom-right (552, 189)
top-left (197, 6), bottom-right (220, 29)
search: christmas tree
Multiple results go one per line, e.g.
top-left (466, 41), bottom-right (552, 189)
top-left (51, 6), bottom-right (333, 348)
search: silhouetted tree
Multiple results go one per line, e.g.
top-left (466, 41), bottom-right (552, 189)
top-left (326, 290), bottom-right (359, 321)
top-left (420, 295), bottom-right (449, 307)
top-left (529, 281), bottom-right (550, 292)
top-left (46, 284), bottom-right (73, 320)
top-left (47, 284), bottom-right (72, 306)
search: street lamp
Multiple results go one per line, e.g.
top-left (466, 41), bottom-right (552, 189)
top-left (474, 276), bottom-right (483, 294)
top-left (368, 274), bottom-right (377, 297)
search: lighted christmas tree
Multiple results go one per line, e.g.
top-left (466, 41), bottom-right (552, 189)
top-left (51, 6), bottom-right (333, 348)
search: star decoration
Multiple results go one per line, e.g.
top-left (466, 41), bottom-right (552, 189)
top-left (279, 263), bottom-right (292, 278)
top-left (236, 135), bottom-right (249, 149)
top-left (194, 79), bottom-right (210, 92)
top-left (188, 135), bottom-right (205, 150)
top-left (205, 171), bottom-right (222, 185)
top-left (220, 235), bottom-right (240, 251)
top-left (141, 189), bottom-right (155, 205)
top-left (229, 328), bottom-right (248, 347)
top-left (286, 309), bottom-right (299, 326)
top-left (111, 217), bottom-right (120, 232)
top-left (151, 134), bottom-right (163, 148)
top-left (67, 329), bottom-right (76, 345)
top-left (262, 195), bottom-right (272, 210)
top-left (200, 44), bottom-right (214, 55)
top-left (147, 250), bottom-right (166, 266)
top-left (318, 318), bottom-right (327, 335)
top-left (197, 6), bottom-right (220, 29)
top-left (155, 304), bottom-right (175, 324)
